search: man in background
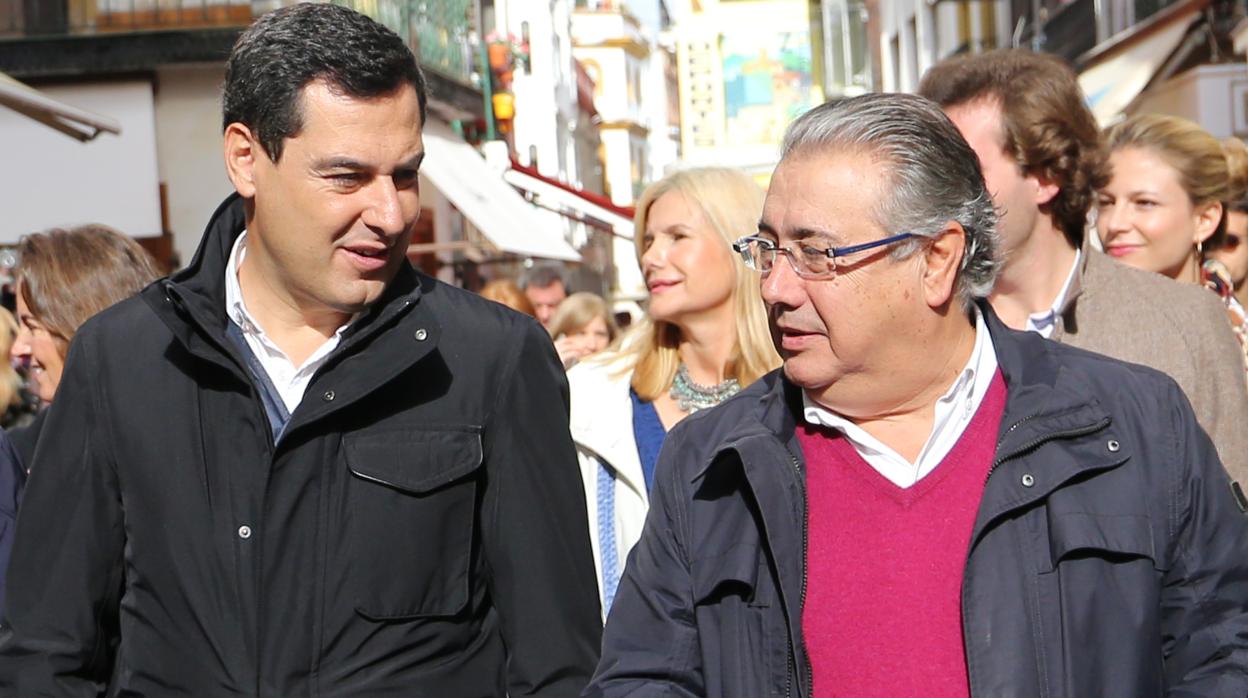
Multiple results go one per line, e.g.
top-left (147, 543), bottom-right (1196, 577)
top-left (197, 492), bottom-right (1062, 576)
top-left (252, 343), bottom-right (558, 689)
top-left (522, 263), bottom-right (569, 329)
top-left (919, 49), bottom-right (1248, 485)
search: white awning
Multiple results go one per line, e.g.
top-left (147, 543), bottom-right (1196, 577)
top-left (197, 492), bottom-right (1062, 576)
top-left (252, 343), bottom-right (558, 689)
top-left (0, 72), bottom-right (122, 142)
top-left (502, 167), bottom-right (634, 239)
top-left (0, 80), bottom-right (161, 242)
top-left (1078, 7), bottom-right (1199, 127)
top-left (420, 121), bottom-right (581, 262)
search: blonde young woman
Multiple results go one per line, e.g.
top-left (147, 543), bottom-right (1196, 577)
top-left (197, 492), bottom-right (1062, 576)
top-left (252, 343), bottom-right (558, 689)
top-left (548, 292), bottom-right (618, 369)
top-left (567, 167), bottom-right (780, 618)
top-left (1096, 114), bottom-right (1248, 372)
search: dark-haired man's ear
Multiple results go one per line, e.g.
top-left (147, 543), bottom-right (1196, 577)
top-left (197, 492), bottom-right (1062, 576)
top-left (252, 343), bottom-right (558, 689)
top-left (922, 223), bottom-right (966, 310)
top-left (223, 123), bottom-right (260, 199)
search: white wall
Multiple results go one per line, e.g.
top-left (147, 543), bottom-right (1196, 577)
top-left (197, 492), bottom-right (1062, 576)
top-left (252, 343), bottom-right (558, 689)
top-left (600, 128), bottom-right (636, 206)
top-left (154, 64), bottom-right (234, 267)
top-left (505, 0), bottom-right (579, 180)
top-left (1133, 64), bottom-right (1248, 140)
top-left (0, 80), bottom-right (162, 243)
top-left (877, 0), bottom-right (1010, 92)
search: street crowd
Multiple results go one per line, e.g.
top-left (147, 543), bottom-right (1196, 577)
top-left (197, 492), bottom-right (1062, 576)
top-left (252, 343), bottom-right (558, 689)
top-left (0, 3), bottom-right (1247, 696)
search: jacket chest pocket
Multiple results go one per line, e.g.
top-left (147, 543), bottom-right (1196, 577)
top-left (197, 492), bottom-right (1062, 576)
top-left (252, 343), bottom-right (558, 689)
top-left (1032, 511), bottom-right (1165, 695)
top-left (343, 427), bottom-right (483, 620)
top-left (1042, 511), bottom-right (1160, 573)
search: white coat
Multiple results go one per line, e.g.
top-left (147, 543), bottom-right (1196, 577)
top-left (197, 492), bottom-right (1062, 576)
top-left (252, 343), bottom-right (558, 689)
top-left (567, 352), bottom-right (651, 620)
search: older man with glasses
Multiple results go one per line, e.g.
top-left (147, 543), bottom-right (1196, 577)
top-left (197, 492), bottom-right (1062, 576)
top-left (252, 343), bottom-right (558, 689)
top-left (583, 93), bottom-right (1248, 698)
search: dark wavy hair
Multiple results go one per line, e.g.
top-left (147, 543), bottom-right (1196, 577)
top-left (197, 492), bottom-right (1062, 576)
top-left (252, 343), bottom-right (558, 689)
top-left (223, 3), bottom-right (427, 162)
top-left (919, 49), bottom-right (1109, 249)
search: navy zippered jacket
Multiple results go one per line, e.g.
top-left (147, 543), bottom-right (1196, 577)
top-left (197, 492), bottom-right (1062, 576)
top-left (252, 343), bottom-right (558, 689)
top-left (586, 304), bottom-right (1248, 697)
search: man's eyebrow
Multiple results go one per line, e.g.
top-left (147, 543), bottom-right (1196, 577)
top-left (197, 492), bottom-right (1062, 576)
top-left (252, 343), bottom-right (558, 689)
top-left (789, 227), bottom-right (836, 241)
top-left (313, 157), bottom-right (370, 171)
top-left (313, 152), bottom-right (424, 173)
top-left (756, 222), bottom-right (841, 243)
top-left (402, 152), bottom-right (425, 170)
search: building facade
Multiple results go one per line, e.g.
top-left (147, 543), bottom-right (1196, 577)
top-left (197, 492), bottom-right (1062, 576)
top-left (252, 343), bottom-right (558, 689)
top-left (0, 0), bottom-right (487, 271)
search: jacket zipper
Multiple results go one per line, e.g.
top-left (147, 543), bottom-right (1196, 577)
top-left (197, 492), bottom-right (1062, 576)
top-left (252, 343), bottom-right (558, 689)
top-left (784, 452), bottom-right (809, 698)
top-left (963, 413), bottom-right (1111, 696)
top-left (981, 413), bottom-right (1037, 484)
top-left (986, 415), bottom-right (1111, 483)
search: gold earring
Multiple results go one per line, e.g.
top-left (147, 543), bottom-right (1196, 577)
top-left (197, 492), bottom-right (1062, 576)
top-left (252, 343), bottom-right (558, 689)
top-left (1197, 240), bottom-right (1204, 256)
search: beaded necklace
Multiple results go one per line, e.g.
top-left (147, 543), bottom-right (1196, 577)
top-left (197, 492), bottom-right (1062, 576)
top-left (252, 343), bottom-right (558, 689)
top-left (669, 364), bottom-right (741, 413)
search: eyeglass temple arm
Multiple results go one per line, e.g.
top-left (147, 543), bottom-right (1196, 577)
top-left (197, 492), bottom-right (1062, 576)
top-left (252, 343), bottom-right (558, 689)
top-left (829, 232), bottom-right (915, 258)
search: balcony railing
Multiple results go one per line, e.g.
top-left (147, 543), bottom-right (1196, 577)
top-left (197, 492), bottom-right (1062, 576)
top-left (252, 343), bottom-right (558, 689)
top-left (332, 0), bottom-right (479, 86)
top-left (0, 0), bottom-right (256, 36)
top-left (0, 0), bottom-right (480, 87)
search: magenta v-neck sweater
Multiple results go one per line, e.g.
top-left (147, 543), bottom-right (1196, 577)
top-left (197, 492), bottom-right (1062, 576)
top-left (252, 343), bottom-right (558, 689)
top-left (796, 371), bottom-right (1006, 697)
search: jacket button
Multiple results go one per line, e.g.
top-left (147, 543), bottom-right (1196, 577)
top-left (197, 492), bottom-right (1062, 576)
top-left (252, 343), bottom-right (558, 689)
top-left (1107, 439), bottom-right (1120, 452)
top-left (238, 525), bottom-right (252, 539)
top-left (322, 390), bottom-right (335, 402)
top-left (414, 328), bottom-right (428, 341)
top-left (1021, 473), bottom-right (1035, 488)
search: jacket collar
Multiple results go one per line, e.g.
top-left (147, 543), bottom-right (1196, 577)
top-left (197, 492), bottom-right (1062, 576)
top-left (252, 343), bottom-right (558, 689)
top-left (143, 194), bottom-right (436, 441)
top-left (700, 300), bottom-right (1124, 488)
top-left (148, 194), bottom-right (425, 354)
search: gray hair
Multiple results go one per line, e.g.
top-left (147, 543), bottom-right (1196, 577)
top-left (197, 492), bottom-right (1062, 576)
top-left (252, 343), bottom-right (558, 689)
top-left (780, 92), bottom-right (1000, 310)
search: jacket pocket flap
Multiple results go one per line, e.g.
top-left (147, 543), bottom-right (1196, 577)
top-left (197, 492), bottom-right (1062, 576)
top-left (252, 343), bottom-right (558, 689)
top-left (1046, 512), bottom-right (1157, 571)
top-left (344, 428), bottom-right (483, 495)
top-left (692, 543), bottom-right (761, 605)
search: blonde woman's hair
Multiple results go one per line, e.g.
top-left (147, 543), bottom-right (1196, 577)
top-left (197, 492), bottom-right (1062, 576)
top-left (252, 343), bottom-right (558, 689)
top-left (1223, 137), bottom-right (1248, 215)
top-left (548, 292), bottom-right (617, 341)
top-left (0, 307), bottom-right (21, 412)
top-left (1105, 113), bottom-right (1231, 249)
top-left (620, 166), bottom-right (780, 400)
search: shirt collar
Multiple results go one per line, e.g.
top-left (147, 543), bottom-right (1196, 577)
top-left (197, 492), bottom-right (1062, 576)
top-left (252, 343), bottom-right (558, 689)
top-left (224, 231), bottom-right (355, 342)
top-left (1026, 249), bottom-right (1081, 337)
top-left (224, 230), bottom-right (259, 335)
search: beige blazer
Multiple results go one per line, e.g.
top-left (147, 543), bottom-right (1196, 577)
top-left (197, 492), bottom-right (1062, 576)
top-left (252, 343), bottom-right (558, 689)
top-left (1053, 250), bottom-right (1248, 484)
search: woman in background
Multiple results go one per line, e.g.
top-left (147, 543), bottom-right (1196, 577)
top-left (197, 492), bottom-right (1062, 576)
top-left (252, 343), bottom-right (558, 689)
top-left (0, 223), bottom-right (159, 614)
top-left (567, 167), bottom-right (780, 618)
top-left (1096, 113), bottom-right (1248, 372)
top-left (548, 292), bottom-right (617, 369)
top-left (478, 278), bottom-right (536, 318)
top-left (1210, 139), bottom-right (1248, 309)
top-left (8, 224), bottom-right (161, 465)
top-left (0, 308), bottom-right (33, 429)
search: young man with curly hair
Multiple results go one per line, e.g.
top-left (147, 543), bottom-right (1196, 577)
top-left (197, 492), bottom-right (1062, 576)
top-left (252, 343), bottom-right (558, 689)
top-left (920, 49), bottom-right (1248, 485)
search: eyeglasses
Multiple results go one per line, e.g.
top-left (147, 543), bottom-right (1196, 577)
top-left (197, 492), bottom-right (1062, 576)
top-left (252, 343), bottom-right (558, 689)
top-left (732, 232), bottom-right (915, 279)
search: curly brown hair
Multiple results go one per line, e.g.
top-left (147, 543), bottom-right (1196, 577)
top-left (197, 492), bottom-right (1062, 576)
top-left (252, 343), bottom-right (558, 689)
top-left (919, 49), bottom-right (1109, 249)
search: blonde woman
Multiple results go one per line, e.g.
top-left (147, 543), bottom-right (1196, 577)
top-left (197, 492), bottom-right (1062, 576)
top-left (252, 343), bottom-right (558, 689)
top-left (548, 292), bottom-right (618, 368)
top-left (567, 167), bottom-right (780, 618)
top-left (0, 308), bottom-right (27, 428)
top-left (1096, 114), bottom-right (1248, 371)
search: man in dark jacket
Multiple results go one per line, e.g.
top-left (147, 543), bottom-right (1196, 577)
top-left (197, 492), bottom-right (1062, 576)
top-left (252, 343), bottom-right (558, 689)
top-left (586, 93), bottom-right (1248, 697)
top-left (0, 4), bottom-right (601, 695)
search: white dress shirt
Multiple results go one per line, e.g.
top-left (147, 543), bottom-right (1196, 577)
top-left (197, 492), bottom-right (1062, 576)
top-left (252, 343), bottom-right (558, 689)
top-left (802, 309), bottom-right (999, 489)
top-left (1025, 249), bottom-right (1081, 338)
top-left (224, 232), bottom-right (351, 414)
